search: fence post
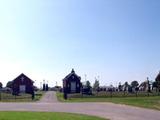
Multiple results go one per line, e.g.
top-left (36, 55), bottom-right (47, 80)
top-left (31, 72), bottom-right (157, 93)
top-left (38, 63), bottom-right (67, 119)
top-left (110, 91), bottom-right (112, 98)
top-left (136, 91), bottom-right (137, 97)
top-left (0, 90), bottom-right (1, 101)
top-left (32, 92), bottom-right (35, 100)
top-left (63, 87), bottom-right (68, 100)
top-left (123, 91), bottom-right (125, 97)
top-left (147, 90), bottom-right (149, 97)
top-left (15, 94), bottom-right (16, 101)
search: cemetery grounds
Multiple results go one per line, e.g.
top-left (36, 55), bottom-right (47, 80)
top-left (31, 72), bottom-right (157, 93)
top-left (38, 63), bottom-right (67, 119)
top-left (57, 91), bottom-right (160, 110)
top-left (0, 90), bottom-right (44, 102)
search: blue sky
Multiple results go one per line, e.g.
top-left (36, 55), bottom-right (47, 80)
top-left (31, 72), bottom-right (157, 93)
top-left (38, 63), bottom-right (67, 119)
top-left (0, 0), bottom-right (160, 87)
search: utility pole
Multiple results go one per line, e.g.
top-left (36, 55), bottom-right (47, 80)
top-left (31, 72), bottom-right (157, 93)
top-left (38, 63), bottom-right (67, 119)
top-left (40, 82), bottom-right (42, 90)
top-left (97, 76), bottom-right (100, 81)
top-left (56, 81), bottom-right (58, 86)
top-left (85, 74), bottom-right (87, 81)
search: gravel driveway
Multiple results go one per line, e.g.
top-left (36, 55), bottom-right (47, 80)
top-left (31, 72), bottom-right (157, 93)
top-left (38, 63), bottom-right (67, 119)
top-left (0, 91), bottom-right (160, 120)
top-left (38, 91), bottom-right (58, 103)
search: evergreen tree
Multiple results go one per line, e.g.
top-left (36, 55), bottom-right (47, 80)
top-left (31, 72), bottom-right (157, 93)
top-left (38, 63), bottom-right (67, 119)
top-left (155, 72), bottom-right (160, 92)
top-left (118, 82), bottom-right (122, 91)
top-left (152, 81), bottom-right (158, 90)
top-left (147, 77), bottom-right (151, 92)
top-left (84, 81), bottom-right (92, 94)
top-left (0, 82), bottom-right (2, 89)
top-left (93, 78), bottom-right (99, 91)
top-left (6, 81), bottom-right (12, 88)
top-left (86, 81), bottom-right (91, 89)
top-left (124, 82), bottom-right (129, 91)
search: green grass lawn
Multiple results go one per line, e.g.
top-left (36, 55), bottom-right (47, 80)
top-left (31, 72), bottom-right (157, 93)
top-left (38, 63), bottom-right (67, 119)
top-left (57, 92), bottom-right (160, 110)
top-left (0, 112), bottom-right (107, 120)
top-left (0, 93), bottom-right (33, 102)
top-left (34, 91), bottom-right (45, 101)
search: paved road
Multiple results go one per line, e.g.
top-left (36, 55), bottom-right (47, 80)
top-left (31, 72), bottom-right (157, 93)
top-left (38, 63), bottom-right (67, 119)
top-left (0, 91), bottom-right (160, 120)
top-left (38, 91), bottom-right (58, 103)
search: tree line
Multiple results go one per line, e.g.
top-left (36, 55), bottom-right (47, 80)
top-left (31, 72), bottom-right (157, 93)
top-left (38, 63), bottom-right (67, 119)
top-left (81, 72), bottom-right (160, 95)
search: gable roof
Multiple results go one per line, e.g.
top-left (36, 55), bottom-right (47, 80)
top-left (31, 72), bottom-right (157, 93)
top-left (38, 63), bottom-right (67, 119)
top-left (63, 69), bottom-right (81, 81)
top-left (156, 72), bottom-right (160, 82)
top-left (12, 73), bottom-right (34, 83)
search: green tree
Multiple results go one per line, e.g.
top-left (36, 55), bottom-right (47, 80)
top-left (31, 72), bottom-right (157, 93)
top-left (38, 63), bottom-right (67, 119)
top-left (152, 81), bottom-right (158, 90)
top-left (93, 79), bottom-right (99, 91)
top-left (123, 82), bottom-right (129, 91)
top-left (86, 81), bottom-right (91, 89)
top-left (6, 81), bottom-right (13, 88)
top-left (146, 78), bottom-right (151, 93)
top-left (131, 80), bottom-right (139, 88)
top-left (82, 81), bottom-right (92, 95)
top-left (0, 82), bottom-right (2, 88)
top-left (155, 72), bottom-right (160, 92)
top-left (118, 82), bottom-right (122, 91)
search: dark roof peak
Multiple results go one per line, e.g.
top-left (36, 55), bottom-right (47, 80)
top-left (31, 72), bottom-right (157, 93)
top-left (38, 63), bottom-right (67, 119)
top-left (63, 69), bottom-right (81, 81)
top-left (13, 73), bottom-right (34, 83)
top-left (71, 69), bottom-right (75, 73)
top-left (20, 73), bottom-right (25, 75)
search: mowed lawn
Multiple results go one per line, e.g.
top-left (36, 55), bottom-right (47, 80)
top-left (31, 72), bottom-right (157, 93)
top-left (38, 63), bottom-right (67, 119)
top-left (0, 112), bottom-right (107, 120)
top-left (57, 92), bottom-right (160, 110)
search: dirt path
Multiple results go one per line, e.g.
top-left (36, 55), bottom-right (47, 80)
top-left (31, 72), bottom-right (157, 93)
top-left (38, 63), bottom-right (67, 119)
top-left (38, 91), bottom-right (58, 103)
top-left (0, 91), bottom-right (160, 120)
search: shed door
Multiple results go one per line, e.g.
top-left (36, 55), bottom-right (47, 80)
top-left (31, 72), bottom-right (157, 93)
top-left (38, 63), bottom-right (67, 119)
top-left (71, 82), bottom-right (76, 92)
top-left (19, 85), bottom-right (26, 93)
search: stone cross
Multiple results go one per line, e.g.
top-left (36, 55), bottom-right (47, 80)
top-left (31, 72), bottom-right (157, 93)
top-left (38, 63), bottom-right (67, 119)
top-left (21, 76), bottom-right (24, 82)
